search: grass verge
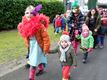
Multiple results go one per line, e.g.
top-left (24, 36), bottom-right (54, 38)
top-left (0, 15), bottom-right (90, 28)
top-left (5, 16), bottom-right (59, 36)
top-left (0, 24), bottom-right (61, 64)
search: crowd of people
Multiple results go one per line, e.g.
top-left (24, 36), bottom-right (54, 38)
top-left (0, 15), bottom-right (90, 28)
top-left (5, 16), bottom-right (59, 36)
top-left (17, 1), bottom-right (107, 80)
top-left (53, 14), bottom-right (67, 34)
top-left (53, 2), bottom-right (107, 49)
top-left (51, 1), bottom-right (107, 80)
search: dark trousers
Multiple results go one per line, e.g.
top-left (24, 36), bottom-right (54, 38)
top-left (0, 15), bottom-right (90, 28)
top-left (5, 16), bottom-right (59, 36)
top-left (83, 52), bottom-right (88, 60)
top-left (68, 23), bottom-right (71, 33)
top-left (93, 35), bottom-right (98, 48)
top-left (97, 35), bottom-right (105, 45)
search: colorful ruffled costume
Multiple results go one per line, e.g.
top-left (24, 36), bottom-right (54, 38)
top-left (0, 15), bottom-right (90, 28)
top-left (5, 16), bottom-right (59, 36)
top-left (17, 4), bottom-right (50, 80)
top-left (18, 13), bottom-right (49, 38)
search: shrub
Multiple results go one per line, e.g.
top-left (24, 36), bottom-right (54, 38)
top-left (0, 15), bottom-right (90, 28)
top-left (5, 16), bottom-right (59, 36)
top-left (0, 0), bottom-right (64, 30)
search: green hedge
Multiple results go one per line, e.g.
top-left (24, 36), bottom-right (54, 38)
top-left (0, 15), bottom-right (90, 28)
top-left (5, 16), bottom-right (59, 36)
top-left (0, 0), bottom-right (64, 30)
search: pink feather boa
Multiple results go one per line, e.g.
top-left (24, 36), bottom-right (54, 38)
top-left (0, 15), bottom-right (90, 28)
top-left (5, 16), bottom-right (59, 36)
top-left (17, 14), bottom-right (49, 38)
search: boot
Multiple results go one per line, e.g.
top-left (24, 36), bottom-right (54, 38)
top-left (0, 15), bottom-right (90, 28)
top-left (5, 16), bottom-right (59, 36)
top-left (36, 70), bottom-right (45, 76)
top-left (29, 68), bottom-right (36, 80)
top-left (36, 64), bottom-right (45, 76)
top-left (82, 52), bottom-right (88, 64)
top-left (25, 63), bottom-right (30, 69)
top-left (62, 78), bottom-right (69, 80)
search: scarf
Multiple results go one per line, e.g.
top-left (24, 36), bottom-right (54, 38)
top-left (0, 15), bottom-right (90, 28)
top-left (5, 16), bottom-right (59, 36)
top-left (59, 45), bottom-right (70, 62)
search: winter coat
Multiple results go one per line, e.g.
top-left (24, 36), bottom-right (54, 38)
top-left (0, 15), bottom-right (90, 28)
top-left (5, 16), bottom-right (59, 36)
top-left (76, 31), bottom-right (94, 49)
top-left (23, 25), bottom-right (50, 54)
top-left (55, 17), bottom-right (61, 27)
top-left (85, 14), bottom-right (101, 35)
top-left (49, 45), bottom-right (77, 66)
top-left (98, 17), bottom-right (107, 35)
top-left (68, 11), bottom-right (84, 31)
top-left (101, 17), bottom-right (107, 26)
top-left (61, 17), bottom-right (66, 27)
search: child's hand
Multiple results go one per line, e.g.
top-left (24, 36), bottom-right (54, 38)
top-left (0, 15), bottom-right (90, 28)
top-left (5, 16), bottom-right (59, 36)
top-left (25, 44), bottom-right (29, 48)
top-left (45, 54), bottom-right (48, 56)
top-left (58, 41), bottom-right (60, 46)
top-left (72, 24), bottom-right (75, 27)
top-left (94, 29), bottom-right (98, 32)
top-left (73, 65), bottom-right (77, 69)
top-left (74, 30), bottom-right (79, 35)
top-left (87, 48), bottom-right (93, 53)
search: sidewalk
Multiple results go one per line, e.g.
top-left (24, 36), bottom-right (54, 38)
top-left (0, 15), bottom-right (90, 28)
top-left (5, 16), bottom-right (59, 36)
top-left (0, 57), bottom-right (27, 77)
top-left (0, 42), bottom-right (57, 78)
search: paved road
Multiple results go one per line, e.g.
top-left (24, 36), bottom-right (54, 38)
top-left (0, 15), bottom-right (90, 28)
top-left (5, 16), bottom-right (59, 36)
top-left (0, 39), bottom-right (107, 80)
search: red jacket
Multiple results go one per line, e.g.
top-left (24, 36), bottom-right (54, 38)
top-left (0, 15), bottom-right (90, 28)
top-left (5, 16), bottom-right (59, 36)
top-left (101, 17), bottom-right (107, 26)
top-left (55, 17), bottom-right (61, 27)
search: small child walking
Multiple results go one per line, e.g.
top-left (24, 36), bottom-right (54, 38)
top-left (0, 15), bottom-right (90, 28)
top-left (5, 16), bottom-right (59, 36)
top-left (49, 32), bottom-right (77, 80)
top-left (55, 15), bottom-right (61, 34)
top-left (75, 24), bottom-right (94, 63)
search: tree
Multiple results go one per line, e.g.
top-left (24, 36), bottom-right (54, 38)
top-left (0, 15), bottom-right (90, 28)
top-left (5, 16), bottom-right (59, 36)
top-left (88, 0), bottom-right (97, 9)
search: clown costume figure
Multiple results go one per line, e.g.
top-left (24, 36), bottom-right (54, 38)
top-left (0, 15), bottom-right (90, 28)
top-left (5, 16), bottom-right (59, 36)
top-left (49, 32), bottom-right (77, 80)
top-left (75, 24), bottom-right (94, 63)
top-left (17, 5), bottom-right (50, 80)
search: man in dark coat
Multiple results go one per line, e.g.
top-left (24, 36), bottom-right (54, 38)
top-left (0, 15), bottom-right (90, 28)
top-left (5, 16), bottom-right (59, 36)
top-left (67, 1), bottom-right (85, 54)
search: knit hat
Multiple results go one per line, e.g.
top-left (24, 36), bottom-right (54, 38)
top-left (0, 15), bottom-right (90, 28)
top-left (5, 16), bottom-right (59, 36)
top-left (82, 24), bottom-right (89, 38)
top-left (71, 1), bottom-right (79, 9)
top-left (82, 24), bottom-right (89, 31)
top-left (62, 31), bottom-right (69, 35)
top-left (60, 35), bottom-right (70, 42)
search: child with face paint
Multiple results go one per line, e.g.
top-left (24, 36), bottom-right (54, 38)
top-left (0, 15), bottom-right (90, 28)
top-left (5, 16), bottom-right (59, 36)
top-left (49, 31), bottom-right (77, 80)
top-left (75, 24), bottom-right (94, 63)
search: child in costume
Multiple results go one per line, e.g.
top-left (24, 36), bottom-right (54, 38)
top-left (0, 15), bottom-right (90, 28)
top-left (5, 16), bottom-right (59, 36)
top-left (49, 32), bottom-right (77, 80)
top-left (17, 5), bottom-right (50, 80)
top-left (75, 24), bottom-right (94, 63)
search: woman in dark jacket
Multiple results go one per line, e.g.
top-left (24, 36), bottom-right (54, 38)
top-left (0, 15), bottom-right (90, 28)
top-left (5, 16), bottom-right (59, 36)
top-left (85, 8), bottom-right (101, 48)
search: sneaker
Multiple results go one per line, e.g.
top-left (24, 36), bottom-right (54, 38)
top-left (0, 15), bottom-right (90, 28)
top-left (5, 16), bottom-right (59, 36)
top-left (95, 45), bottom-right (99, 49)
top-left (82, 59), bottom-right (86, 64)
top-left (36, 70), bottom-right (45, 76)
top-left (68, 76), bottom-right (71, 80)
top-left (25, 64), bottom-right (30, 69)
top-left (99, 45), bottom-right (104, 49)
top-left (55, 32), bottom-right (57, 34)
top-left (29, 79), bottom-right (34, 80)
